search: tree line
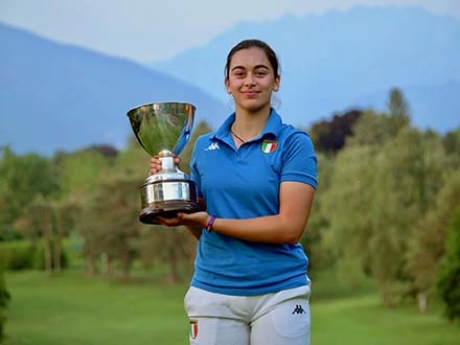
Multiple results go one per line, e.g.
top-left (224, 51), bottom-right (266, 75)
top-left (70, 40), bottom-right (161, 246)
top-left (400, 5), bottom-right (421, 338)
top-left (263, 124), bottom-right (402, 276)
top-left (0, 88), bottom-right (459, 322)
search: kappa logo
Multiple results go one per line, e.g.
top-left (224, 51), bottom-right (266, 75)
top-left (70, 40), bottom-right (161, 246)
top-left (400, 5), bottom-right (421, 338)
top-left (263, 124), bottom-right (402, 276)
top-left (205, 142), bottom-right (220, 151)
top-left (292, 304), bottom-right (306, 315)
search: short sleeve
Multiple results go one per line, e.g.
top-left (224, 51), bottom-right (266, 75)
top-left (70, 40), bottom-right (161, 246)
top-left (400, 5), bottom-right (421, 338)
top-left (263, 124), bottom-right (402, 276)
top-left (280, 131), bottom-right (318, 189)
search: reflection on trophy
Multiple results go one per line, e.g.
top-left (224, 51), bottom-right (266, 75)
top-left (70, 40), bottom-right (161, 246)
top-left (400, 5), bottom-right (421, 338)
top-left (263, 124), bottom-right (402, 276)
top-left (127, 102), bottom-right (200, 224)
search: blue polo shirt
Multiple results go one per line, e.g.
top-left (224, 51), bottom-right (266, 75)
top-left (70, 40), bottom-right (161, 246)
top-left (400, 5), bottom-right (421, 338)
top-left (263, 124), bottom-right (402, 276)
top-left (190, 109), bottom-right (318, 296)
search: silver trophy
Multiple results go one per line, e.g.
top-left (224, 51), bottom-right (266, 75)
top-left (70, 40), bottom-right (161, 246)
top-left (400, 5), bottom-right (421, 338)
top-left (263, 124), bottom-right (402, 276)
top-left (127, 102), bottom-right (200, 224)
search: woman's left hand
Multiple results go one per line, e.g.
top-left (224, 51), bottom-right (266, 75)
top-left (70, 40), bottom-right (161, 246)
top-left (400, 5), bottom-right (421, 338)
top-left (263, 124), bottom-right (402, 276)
top-left (157, 211), bottom-right (210, 229)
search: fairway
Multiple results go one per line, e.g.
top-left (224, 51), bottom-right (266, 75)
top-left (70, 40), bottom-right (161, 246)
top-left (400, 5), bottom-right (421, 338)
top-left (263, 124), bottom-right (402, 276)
top-left (2, 271), bottom-right (459, 345)
top-left (3, 271), bottom-right (190, 345)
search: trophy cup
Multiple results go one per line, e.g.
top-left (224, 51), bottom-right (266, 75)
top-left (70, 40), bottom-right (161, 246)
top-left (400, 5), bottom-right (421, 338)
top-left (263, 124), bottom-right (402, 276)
top-left (127, 102), bottom-right (200, 224)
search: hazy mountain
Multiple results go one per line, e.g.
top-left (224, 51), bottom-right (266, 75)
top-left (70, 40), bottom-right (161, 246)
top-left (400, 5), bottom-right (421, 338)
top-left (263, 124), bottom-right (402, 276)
top-left (151, 6), bottom-right (460, 132)
top-left (0, 24), bottom-right (228, 155)
top-left (1, 6), bottom-right (459, 156)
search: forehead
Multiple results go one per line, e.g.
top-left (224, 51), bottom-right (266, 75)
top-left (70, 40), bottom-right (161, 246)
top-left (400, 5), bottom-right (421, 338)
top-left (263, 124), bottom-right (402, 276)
top-left (229, 47), bottom-right (271, 69)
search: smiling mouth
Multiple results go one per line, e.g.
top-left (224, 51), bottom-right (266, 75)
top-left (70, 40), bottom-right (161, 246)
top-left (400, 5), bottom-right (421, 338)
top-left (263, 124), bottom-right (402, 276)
top-left (242, 91), bottom-right (260, 97)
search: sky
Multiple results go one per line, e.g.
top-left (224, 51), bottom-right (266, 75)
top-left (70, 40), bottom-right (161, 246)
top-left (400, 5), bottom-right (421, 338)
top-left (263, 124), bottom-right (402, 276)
top-left (1, 0), bottom-right (459, 63)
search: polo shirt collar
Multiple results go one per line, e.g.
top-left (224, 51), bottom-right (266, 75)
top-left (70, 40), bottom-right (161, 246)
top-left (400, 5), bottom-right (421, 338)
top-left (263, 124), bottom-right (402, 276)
top-left (212, 108), bottom-right (283, 142)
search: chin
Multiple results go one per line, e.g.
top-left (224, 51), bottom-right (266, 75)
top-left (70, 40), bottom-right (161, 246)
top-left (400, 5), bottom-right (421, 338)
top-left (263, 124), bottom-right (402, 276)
top-left (244, 102), bottom-right (270, 113)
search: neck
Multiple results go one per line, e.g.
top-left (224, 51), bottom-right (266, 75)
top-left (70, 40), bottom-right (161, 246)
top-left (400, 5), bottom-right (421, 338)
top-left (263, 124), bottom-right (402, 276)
top-left (232, 106), bottom-right (271, 139)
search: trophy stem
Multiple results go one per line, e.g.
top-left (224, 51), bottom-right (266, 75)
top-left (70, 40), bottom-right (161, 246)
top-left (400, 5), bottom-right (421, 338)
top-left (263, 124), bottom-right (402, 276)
top-left (139, 150), bottom-right (199, 224)
top-left (160, 155), bottom-right (175, 171)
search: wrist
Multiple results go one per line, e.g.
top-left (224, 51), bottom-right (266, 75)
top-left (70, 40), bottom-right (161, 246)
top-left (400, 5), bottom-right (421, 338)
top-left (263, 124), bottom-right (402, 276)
top-left (206, 215), bottom-right (216, 232)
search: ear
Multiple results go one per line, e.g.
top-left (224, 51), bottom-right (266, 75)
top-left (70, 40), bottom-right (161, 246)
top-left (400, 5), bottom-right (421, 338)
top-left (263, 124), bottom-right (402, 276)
top-left (225, 79), bottom-right (231, 94)
top-left (273, 76), bottom-right (280, 92)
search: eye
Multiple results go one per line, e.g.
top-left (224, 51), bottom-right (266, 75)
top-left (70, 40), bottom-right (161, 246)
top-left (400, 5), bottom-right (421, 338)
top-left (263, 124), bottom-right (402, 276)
top-left (232, 70), bottom-right (246, 78)
top-left (254, 69), bottom-right (269, 77)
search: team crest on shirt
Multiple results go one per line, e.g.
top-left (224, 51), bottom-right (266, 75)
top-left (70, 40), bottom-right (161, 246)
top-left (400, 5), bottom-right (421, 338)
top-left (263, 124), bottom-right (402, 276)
top-left (189, 319), bottom-right (198, 339)
top-left (261, 140), bottom-right (278, 153)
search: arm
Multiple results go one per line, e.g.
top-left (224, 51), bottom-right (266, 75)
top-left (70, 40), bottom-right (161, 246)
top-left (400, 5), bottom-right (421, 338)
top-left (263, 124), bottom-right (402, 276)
top-left (155, 132), bottom-right (317, 244)
top-left (177, 181), bottom-right (315, 245)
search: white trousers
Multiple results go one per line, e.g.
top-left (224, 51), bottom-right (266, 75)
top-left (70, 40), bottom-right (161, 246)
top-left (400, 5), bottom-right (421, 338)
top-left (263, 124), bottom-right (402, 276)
top-left (184, 284), bottom-right (311, 345)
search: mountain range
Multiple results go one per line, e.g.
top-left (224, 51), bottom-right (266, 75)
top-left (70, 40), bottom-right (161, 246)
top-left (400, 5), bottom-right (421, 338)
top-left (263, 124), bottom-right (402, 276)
top-left (1, 5), bottom-right (459, 156)
top-left (0, 24), bottom-right (228, 155)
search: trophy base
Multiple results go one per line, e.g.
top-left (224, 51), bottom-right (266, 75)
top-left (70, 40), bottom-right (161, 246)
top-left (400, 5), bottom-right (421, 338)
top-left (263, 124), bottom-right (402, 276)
top-left (139, 200), bottom-right (201, 225)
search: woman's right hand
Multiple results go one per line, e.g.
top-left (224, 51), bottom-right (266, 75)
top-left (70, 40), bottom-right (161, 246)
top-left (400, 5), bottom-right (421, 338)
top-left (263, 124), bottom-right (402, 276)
top-left (149, 155), bottom-right (181, 175)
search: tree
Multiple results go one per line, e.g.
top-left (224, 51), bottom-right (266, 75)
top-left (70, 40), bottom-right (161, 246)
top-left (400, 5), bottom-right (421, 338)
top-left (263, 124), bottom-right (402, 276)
top-left (387, 87), bottom-right (411, 133)
top-left (12, 194), bottom-right (77, 273)
top-left (346, 88), bottom-right (410, 149)
top-left (322, 95), bottom-right (448, 307)
top-left (76, 204), bottom-right (101, 276)
top-left (135, 225), bottom-right (196, 283)
top-left (17, 195), bottom-right (54, 273)
top-left (309, 109), bottom-right (362, 153)
top-left (300, 152), bottom-right (335, 272)
top-left (408, 169), bottom-right (460, 313)
top-left (0, 146), bottom-right (59, 236)
top-left (367, 128), bottom-right (447, 307)
top-left (437, 206), bottom-right (460, 322)
top-left (321, 145), bottom-right (377, 288)
top-left (51, 199), bottom-right (78, 272)
top-left (442, 128), bottom-right (460, 172)
top-left (346, 109), bottom-right (395, 147)
top-left (77, 177), bottom-right (140, 279)
top-left (86, 144), bottom-right (119, 159)
top-left (53, 149), bottom-right (115, 274)
top-left (54, 149), bottom-right (113, 201)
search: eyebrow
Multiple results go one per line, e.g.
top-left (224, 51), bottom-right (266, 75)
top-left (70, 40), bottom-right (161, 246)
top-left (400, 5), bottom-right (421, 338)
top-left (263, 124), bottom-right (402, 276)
top-left (231, 64), bottom-right (270, 71)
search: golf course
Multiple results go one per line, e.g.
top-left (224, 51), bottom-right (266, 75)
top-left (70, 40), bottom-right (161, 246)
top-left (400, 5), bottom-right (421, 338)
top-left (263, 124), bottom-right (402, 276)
top-left (2, 268), bottom-right (458, 345)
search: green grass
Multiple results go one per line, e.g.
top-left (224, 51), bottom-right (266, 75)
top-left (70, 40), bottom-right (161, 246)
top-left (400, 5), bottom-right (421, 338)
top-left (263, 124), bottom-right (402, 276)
top-left (3, 271), bottom-right (190, 345)
top-left (313, 295), bottom-right (459, 345)
top-left (2, 270), bottom-right (459, 345)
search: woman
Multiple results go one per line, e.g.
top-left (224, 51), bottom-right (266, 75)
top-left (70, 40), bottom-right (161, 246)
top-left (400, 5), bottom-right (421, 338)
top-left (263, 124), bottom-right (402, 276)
top-left (150, 39), bottom-right (318, 345)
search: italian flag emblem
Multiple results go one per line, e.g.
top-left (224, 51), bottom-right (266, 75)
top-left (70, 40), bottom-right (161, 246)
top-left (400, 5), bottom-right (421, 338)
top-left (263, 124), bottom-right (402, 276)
top-left (189, 319), bottom-right (198, 339)
top-left (261, 140), bottom-right (278, 153)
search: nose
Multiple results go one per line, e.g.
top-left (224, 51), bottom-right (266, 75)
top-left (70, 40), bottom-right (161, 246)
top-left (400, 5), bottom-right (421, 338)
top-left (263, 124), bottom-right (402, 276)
top-left (244, 73), bottom-right (256, 86)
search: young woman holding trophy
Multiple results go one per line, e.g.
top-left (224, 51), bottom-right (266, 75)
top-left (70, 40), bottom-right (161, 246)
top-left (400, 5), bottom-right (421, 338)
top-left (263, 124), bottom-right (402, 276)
top-left (149, 39), bottom-right (318, 345)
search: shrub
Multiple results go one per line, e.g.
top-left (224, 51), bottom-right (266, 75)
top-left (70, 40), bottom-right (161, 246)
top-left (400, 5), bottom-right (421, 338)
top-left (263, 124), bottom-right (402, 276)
top-left (0, 241), bottom-right (34, 270)
top-left (0, 240), bottom-right (69, 271)
top-left (33, 243), bottom-right (69, 271)
top-left (0, 226), bottom-right (22, 241)
top-left (0, 267), bottom-right (11, 341)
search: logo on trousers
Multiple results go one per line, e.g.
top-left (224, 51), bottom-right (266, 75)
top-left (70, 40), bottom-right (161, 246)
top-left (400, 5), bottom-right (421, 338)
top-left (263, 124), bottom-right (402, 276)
top-left (292, 304), bottom-right (306, 315)
top-left (189, 319), bottom-right (198, 339)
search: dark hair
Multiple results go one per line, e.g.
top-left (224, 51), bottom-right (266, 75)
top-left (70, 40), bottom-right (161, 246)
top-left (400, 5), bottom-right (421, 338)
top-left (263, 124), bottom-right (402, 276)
top-left (224, 39), bottom-right (280, 79)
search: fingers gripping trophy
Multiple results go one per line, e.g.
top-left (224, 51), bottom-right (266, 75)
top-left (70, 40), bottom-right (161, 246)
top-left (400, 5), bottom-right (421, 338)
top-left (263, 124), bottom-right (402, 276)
top-left (127, 102), bottom-right (200, 224)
